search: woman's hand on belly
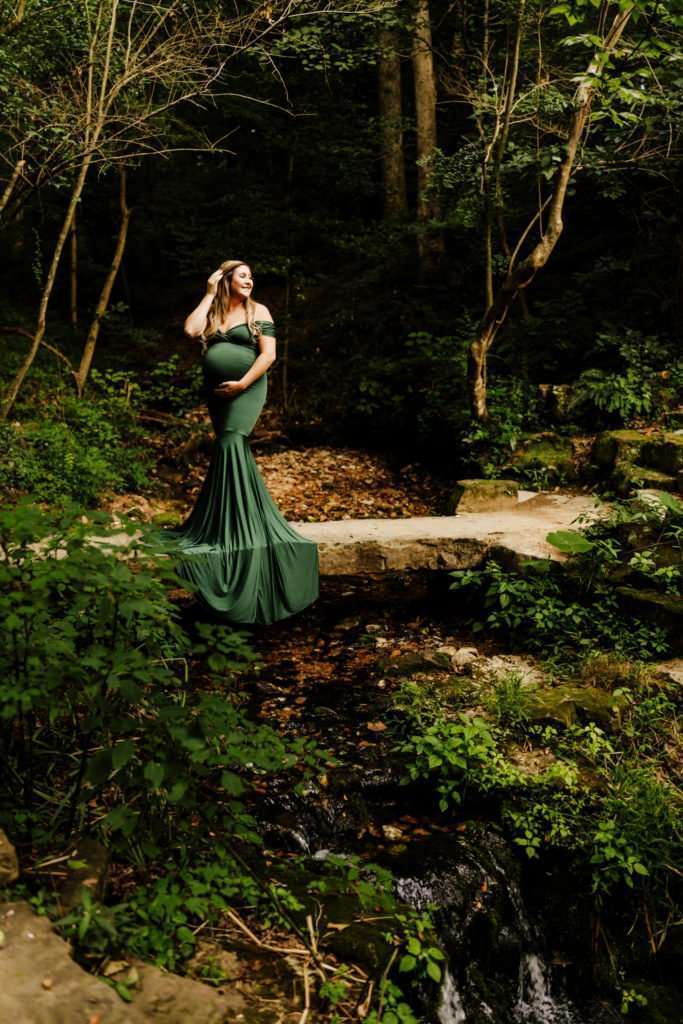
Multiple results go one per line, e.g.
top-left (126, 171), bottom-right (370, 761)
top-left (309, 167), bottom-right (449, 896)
top-left (213, 379), bottom-right (247, 398)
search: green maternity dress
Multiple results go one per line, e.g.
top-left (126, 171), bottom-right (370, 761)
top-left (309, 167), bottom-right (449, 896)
top-left (169, 320), bottom-right (319, 624)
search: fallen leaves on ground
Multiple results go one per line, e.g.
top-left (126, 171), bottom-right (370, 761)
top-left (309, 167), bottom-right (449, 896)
top-left (255, 446), bottom-right (450, 521)
top-left (104, 444), bottom-right (451, 524)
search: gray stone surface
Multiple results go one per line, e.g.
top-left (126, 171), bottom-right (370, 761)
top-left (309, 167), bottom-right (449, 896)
top-left (0, 902), bottom-right (242, 1024)
top-left (294, 493), bottom-right (598, 575)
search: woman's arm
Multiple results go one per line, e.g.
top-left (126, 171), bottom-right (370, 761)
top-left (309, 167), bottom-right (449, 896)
top-left (184, 270), bottom-right (222, 338)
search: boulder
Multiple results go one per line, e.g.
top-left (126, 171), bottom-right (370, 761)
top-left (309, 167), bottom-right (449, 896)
top-left (0, 830), bottom-right (19, 885)
top-left (592, 430), bottom-right (683, 495)
top-left (642, 434), bottom-right (683, 475)
top-left (384, 650), bottom-right (453, 676)
top-left (506, 433), bottom-right (577, 485)
top-left (610, 462), bottom-right (678, 497)
top-left (526, 686), bottom-right (624, 729)
top-left (450, 479), bottom-right (519, 514)
top-left (592, 430), bottom-right (649, 469)
top-left (0, 902), bottom-right (242, 1024)
top-left (616, 587), bottom-right (683, 650)
top-left (653, 659), bottom-right (683, 687)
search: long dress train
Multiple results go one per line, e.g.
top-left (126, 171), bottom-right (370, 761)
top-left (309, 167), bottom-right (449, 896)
top-left (168, 320), bottom-right (319, 624)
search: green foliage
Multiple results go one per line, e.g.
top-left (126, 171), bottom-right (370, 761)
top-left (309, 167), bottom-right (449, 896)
top-left (460, 379), bottom-right (542, 479)
top-left (452, 492), bottom-right (681, 663)
top-left (142, 355), bottom-right (203, 415)
top-left (392, 675), bottom-right (682, 905)
top-left (394, 911), bottom-right (445, 984)
top-left (487, 672), bottom-right (533, 729)
top-left (0, 501), bottom-right (324, 856)
top-left (353, 326), bottom-right (471, 451)
top-left (398, 711), bottom-right (521, 811)
top-left (572, 330), bottom-right (681, 426)
top-left (58, 848), bottom-right (262, 971)
top-left (0, 382), bottom-right (149, 505)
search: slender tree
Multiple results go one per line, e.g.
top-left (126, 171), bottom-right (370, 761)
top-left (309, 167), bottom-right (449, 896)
top-left (411, 0), bottom-right (444, 271)
top-left (467, 4), bottom-right (633, 419)
top-left (378, 23), bottom-right (407, 218)
top-left (75, 169), bottom-right (131, 396)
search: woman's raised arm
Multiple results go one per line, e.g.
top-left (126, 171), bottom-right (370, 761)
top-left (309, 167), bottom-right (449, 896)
top-left (184, 269), bottom-right (223, 338)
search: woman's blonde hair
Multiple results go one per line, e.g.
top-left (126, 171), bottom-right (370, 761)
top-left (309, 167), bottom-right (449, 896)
top-left (204, 259), bottom-right (262, 340)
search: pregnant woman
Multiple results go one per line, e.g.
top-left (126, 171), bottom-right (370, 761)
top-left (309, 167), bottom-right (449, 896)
top-left (170, 259), bottom-right (319, 624)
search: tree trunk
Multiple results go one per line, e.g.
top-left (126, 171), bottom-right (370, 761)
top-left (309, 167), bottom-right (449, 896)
top-left (378, 26), bottom-right (407, 219)
top-left (1, 153), bottom-right (94, 420)
top-left (0, 159), bottom-right (25, 219)
top-left (69, 207), bottom-right (78, 329)
top-left (411, 0), bottom-right (444, 274)
top-left (468, 7), bottom-right (633, 420)
top-left (75, 169), bottom-right (131, 397)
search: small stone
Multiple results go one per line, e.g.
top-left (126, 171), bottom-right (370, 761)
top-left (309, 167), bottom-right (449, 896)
top-left (0, 929), bottom-right (5, 948)
top-left (382, 825), bottom-right (403, 841)
top-left (452, 647), bottom-right (480, 672)
top-left (41, 977), bottom-right (54, 990)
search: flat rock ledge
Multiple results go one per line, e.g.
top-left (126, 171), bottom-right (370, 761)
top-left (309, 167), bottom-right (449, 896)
top-left (0, 902), bottom-right (243, 1024)
top-left (294, 493), bottom-right (598, 575)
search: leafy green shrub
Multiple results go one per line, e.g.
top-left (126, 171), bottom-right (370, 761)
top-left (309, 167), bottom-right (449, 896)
top-left (353, 325), bottom-right (471, 453)
top-left (143, 354), bottom-right (203, 414)
top-left (0, 391), bottom-right (150, 505)
top-left (392, 684), bottom-right (681, 904)
top-left (571, 329), bottom-right (681, 426)
top-left (450, 559), bottom-right (669, 663)
top-left (459, 378), bottom-right (542, 478)
top-left (0, 502), bottom-right (323, 856)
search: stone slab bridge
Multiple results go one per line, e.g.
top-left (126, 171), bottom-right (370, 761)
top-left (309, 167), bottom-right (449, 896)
top-left (294, 492), bottom-right (599, 575)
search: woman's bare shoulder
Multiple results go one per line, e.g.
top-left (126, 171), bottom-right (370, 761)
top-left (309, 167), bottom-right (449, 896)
top-left (254, 302), bottom-right (273, 321)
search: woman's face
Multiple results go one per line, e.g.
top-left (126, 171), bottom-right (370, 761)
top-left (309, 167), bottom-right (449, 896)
top-left (228, 264), bottom-right (253, 301)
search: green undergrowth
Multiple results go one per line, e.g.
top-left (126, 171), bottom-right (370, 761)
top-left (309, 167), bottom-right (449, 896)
top-left (391, 660), bottom-right (682, 913)
top-left (385, 492), bottom-right (683, 988)
top-left (450, 493), bottom-right (682, 664)
top-left (0, 500), bottom-right (442, 1023)
top-left (0, 344), bottom-right (202, 505)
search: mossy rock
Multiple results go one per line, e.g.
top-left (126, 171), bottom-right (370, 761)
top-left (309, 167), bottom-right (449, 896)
top-left (592, 430), bottom-right (649, 470)
top-left (507, 433), bottom-right (577, 484)
top-left (642, 434), bottom-right (683, 475)
top-left (593, 431), bottom-right (683, 494)
top-left (383, 650), bottom-right (453, 676)
top-left (450, 478), bottom-right (519, 514)
top-left (611, 462), bottom-right (679, 497)
top-left (527, 685), bottom-right (624, 729)
top-left (326, 921), bottom-right (392, 973)
top-left (616, 587), bottom-right (683, 650)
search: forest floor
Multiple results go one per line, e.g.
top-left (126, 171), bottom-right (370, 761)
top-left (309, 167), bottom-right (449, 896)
top-left (104, 440), bottom-right (454, 525)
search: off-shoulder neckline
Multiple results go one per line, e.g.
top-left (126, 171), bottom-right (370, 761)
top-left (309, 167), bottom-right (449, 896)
top-left (214, 318), bottom-right (274, 337)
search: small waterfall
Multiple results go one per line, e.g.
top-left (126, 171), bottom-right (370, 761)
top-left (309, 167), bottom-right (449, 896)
top-left (514, 953), bottom-right (579, 1024)
top-left (438, 966), bottom-right (467, 1024)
